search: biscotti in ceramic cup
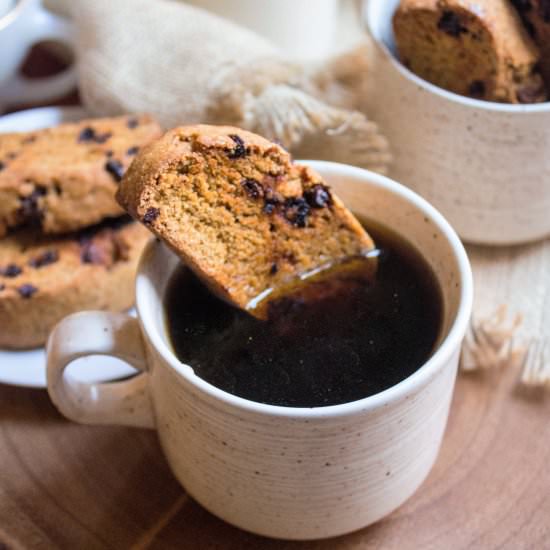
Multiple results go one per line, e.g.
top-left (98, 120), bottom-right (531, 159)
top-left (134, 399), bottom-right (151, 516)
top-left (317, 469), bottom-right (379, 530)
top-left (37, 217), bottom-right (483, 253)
top-left (365, 0), bottom-right (550, 245)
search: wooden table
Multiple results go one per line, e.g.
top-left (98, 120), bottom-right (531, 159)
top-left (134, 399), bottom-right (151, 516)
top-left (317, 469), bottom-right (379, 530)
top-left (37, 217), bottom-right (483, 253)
top-left (2, 361), bottom-right (549, 549)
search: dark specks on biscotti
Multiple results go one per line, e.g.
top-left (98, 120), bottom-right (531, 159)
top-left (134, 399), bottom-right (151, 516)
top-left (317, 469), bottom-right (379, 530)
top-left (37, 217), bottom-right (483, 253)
top-left (0, 161), bottom-right (4, 171)
top-left (437, 11), bottom-right (468, 36)
top-left (283, 197), bottom-right (310, 228)
top-left (29, 250), bottom-right (59, 268)
top-left (127, 118), bottom-right (139, 129)
top-left (78, 127), bottom-right (96, 142)
top-left (19, 186), bottom-right (47, 223)
top-left (1, 264), bottom-right (22, 278)
top-left (105, 159), bottom-right (125, 182)
top-left (78, 126), bottom-right (112, 144)
top-left (304, 184), bottom-right (332, 208)
top-left (18, 284), bottom-right (38, 298)
top-left (143, 207), bottom-right (160, 225)
top-left (241, 179), bottom-right (264, 199)
top-left (126, 146), bottom-right (140, 156)
top-left (227, 134), bottom-right (247, 159)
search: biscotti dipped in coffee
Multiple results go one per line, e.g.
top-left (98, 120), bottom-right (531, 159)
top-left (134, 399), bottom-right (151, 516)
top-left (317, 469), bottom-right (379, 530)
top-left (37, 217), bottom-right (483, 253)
top-left (116, 125), bottom-right (376, 317)
top-left (393, 0), bottom-right (547, 103)
top-left (0, 218), bottom-right (149, 349)
top-left (512, 0), bottom-right (550, 88)
top-left (0, 114), bottom-right (162, 237)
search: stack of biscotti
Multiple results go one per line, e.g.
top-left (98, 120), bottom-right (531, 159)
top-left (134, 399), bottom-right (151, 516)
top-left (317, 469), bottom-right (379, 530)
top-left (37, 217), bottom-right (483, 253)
top-left (393, 0), bottom-right (549, 103)
top-left (0, 115), bottom-right (162, 349)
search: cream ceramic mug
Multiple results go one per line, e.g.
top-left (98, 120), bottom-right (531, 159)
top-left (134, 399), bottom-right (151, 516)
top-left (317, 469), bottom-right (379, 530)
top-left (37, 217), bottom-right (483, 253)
top-left (46, 162), bottom-right (473, 540)
top-left (364, 0), bottom-right (550, 245)
top-left (0, 0), bottom-right (76, 110)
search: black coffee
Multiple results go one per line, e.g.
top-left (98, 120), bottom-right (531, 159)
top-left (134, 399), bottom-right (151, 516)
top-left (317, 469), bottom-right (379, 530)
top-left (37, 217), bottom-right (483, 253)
top-left (165, 223), bottom-right (443, 407)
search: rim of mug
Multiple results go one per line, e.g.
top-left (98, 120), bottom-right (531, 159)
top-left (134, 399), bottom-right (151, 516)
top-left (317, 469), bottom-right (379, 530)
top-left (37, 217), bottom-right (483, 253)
top-left (0, 0), bottom-right (25, 31)
top-left (137, 161), bottom-right (474, 419)
top-left (364, 0), bottom-right (550, 114)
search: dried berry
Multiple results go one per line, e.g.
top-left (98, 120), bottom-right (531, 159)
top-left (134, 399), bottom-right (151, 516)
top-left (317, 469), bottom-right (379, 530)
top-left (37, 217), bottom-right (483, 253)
top-left (19, 186), bottom-right (47, 223)
top-left (304, 184), bottom-right (331, 208)
top-left (143, 207), bottom-right (160, 225)
top-left (241, 178), bottom-right (264, 199)
top-left (437, 11), bottom-right (468, 37)
top-left (270, 263), bottom-right (278, 275)
top-left (105, 150), bottom-right (114, 157)
top-left (468, 80), bottom-right (486, 98)
top-left (29, 250), bottom-right (59, 268)
top-left (127, 118), bottom-right (139, 129)
top-left (227, 134), bottom-right (246, 159)
top-left (0, 161), bottom-right (4, 171)
top-left (283, 197), bottom-right (310, 228)
top-left (263, 200), bottom-right (277, 215)
top-left (1, 264), bottom-right (22, 278)
top-left (126, 146), bottom-right (140, 155)
top-left (105, 159), bottom-right (125, 182)
top-left (18, 284), bottom-right (38, 298)
top-left (78, 127), bottom-right (96, 142)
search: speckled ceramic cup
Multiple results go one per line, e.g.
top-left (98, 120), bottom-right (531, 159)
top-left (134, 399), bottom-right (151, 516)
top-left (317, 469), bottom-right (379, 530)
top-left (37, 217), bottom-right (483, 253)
top-left (46, 161), bottom-right (472, 540)
top-left (365, 0), bottom-right (550, 245)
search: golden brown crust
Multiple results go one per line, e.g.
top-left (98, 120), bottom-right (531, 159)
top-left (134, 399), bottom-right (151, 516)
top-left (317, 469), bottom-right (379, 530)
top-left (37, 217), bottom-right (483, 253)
top-left (117, 125), bottom-right (376, 316)
top-left (0, 219), bottom-right (150, 349)
top-left (393, 0), bottom-right (547, 103)
top-left (0, 114), bottom-right (162, 237)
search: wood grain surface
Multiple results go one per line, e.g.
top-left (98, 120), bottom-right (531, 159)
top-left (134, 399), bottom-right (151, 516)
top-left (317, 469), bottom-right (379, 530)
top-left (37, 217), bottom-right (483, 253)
top-left (1, 361), bottom-right (548, 550)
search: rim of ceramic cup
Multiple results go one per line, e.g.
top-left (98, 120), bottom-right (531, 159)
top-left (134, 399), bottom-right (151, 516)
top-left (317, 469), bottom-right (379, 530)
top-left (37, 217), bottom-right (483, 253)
top-left (365, 0), bottom-right (550, 114)
top-left (0, 0), bottom-right (26, 31)
top-left (136, 161), bottom-right (473, 419)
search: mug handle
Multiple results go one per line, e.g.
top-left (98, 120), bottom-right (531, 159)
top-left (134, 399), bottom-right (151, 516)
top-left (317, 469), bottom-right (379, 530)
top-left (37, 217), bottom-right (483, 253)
top-left (46, 311), bottom-right (156, 429)
top-left (0, 0), bottom-right (77, 105)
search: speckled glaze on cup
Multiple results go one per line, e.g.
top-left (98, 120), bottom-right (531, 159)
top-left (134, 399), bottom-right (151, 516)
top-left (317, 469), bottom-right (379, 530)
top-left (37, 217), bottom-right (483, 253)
top-left (46, 162), bottom-right (473, 540)
top-left (365, 0), bottom-right (550, 245)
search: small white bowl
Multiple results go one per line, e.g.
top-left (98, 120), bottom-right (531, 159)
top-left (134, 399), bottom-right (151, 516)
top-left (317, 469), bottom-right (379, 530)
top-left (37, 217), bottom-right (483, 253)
top-left (364, 0), bottom-right (550, 245)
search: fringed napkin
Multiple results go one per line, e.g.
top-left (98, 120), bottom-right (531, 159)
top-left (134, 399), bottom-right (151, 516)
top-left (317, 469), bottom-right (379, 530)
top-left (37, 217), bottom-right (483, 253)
top-left (461, 244), bottom-right (550, 388)
top-left (66, 0), bottom-right (390, 174)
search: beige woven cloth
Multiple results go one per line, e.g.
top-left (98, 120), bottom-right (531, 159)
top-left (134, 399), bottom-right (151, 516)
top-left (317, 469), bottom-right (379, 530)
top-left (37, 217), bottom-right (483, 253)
top-left (62, 0), bottom-right (390, 174)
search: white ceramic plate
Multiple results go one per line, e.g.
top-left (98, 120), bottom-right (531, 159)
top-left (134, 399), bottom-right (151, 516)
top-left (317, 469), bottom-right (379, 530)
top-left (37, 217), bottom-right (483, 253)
top-left (0, 106), bottom-right (138, 388)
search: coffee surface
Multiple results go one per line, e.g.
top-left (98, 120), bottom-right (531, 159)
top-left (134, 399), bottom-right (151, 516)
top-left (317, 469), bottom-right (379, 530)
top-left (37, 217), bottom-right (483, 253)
top-left (165, 224), bottom-right (443, 407)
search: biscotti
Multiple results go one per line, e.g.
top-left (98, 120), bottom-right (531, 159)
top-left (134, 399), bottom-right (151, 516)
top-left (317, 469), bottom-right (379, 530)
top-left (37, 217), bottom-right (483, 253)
top-left (512, 0), bottom-right (550, 87)
top-left (116, 125), bottom-right (376, 317)
top-left (393, 0), bottom-right (547, 103)
top-left (0, 218), bottom-right (149, 349)
top-left (0, 114), bottom-right (162, 237)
